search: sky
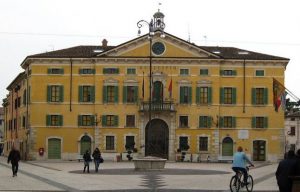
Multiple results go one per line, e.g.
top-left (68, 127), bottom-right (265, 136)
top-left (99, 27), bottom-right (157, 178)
top-left (1, 0), bottom-right (300, 102)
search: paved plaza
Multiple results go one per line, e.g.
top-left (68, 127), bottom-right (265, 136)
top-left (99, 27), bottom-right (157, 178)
top-left (0, 156), bottom-right (279, 192)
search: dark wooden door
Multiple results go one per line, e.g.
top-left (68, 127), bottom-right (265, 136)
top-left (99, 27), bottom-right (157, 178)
top-left (145, 119), bottom-right (169, 159)
top-left (253, 140), bottom-right (266, 161)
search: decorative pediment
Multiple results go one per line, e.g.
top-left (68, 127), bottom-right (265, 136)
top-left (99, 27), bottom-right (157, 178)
top-left (197, 80), bottom-right (212, 86)
top-left (103, 78), bottom-right (118, 86)
top-left (97, 32), bottom-right (220, 59)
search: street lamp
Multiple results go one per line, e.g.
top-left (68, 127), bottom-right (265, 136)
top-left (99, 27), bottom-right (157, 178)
top-left (137, 13), bottom-right (165, 132)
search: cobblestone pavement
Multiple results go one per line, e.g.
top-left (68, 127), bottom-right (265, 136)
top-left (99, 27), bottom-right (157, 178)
top-left (0, 156), bottom-right (279, 192)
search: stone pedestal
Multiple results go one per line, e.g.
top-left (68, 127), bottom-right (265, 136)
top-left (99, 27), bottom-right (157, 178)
top-left (133, 156), bottom-right (167, 170)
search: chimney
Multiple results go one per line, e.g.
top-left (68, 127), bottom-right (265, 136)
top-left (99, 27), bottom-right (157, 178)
top-left (102, 39), bottom-right (108, 48)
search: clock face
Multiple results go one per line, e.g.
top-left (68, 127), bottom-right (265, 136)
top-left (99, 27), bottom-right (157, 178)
top-left (152, 42), bottom-right (165, 55)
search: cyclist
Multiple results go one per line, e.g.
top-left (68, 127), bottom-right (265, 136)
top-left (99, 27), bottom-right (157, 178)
top-left (232, 146), bottom-right (254, 185)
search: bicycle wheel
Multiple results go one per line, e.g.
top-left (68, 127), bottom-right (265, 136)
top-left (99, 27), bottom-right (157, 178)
top-left (230, 175), bottom-right (240, 192)
top-left (246, 175), bottom-right (253, 192)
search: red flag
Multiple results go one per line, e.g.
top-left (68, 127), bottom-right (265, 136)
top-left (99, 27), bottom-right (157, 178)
top-left (168, 79), bottom-right (172, 98)
top-left (273, 78), bottom-right (285, 112)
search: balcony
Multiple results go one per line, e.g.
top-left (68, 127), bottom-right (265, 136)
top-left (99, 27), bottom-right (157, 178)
top-left (139, 101), bottom-right (176, 112)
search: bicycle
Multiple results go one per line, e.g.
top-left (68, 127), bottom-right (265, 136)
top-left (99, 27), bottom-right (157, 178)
top-left (230, 165), bottom-right (254, 192)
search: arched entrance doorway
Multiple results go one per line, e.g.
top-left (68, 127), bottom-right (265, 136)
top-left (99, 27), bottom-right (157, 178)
top-left (222, 137), bottom-right (233, 156)
top-left (80, 135), bottom-right (92, 155)
top-left (153, 81), bottom-right (163, 103)
top-left (145, 119), bottom-right (169, 159)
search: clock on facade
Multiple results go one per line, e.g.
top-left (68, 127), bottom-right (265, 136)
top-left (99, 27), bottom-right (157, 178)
top-left (152, 42), bottom-right (165, 55)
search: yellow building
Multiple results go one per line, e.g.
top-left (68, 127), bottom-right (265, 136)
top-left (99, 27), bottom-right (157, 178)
top-left (3, 11), bottom-right (289, 162)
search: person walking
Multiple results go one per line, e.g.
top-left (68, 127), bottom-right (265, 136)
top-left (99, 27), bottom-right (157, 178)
top-left (276, 150), bottom-right (297, 192)
top-left (232, 146), bottom-right (254, 185)
top-left (92, 148), bottom-right (102, 172)
top-left (7, 146), bottom-right (21, 177)
top-left (83, 150), bottom-right (92, 173)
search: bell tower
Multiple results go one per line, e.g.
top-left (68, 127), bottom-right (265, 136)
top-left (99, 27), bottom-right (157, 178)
top-left (153, 9), bottom-right (165, 31)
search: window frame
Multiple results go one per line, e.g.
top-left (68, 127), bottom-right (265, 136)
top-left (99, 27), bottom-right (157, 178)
top-left (179, 115), bottom-right (189, 128)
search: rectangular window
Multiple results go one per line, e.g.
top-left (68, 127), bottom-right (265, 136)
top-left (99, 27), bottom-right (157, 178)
top-left (83, 86), bottom-right (92, 102)
top-left (200, 87), bottom-right (208, 104)
top-left (180, 86), bottom-right (192, 104)
top-left (179, 136), bottom-right (189, 151)
top-left (79, 68), bottom-right (95, 74)
top-left (82, 115), bottom-right (92, 126)
top-left (102, 115), bottom-right (118, 127)
top-left (252, 117), bottom-right (268, 128)
top-left (180, 69), bottom-right (189, 75)
top-left (127, 68), bottom-right (136, 75)
top-left (125, 86), bottom-right (136, 103)
top-left (106, 136), bottom-right (115, 150)
top-left (125, 136), bottom-right (135, 150)
top-left (126, 115), bottom-right (135, 127)
top-left (199, 137), bottom-right (208, 151)
top-left (48, 68), bottom-right (64, 74)
top-left (222, 116), bottom-right (235, 128)
top-left (179, 116), bottom-right (189, 128)
top-left (108, 86), bottom-right (115, 102)
top-left (224, 88), bottom-right (233, 104)
top-left (103, 68), bottom-right (119, 74)
top-left (50, 86), bottom-right (61, 102)
top-left (255, 70), bottom-right (265, 76)
top-left (199, 116), bottom-right (211, 128)
top-left (46, 115), bottom-right (63, 126)
top-left (290, 127), bottom-right (295, 136)
top-left (200, 69), bottom-right (208, 76)
top-left (252, 88), bottom-right (268, 105)
top-left (221, 70), bottom-right (236, 76)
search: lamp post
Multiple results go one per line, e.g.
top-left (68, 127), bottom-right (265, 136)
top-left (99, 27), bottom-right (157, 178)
top-left (137, 19), bottom-right (154, 128)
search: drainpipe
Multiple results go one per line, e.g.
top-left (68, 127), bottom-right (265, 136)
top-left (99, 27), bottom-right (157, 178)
top-left (69, 58), bottom-right (73, 112)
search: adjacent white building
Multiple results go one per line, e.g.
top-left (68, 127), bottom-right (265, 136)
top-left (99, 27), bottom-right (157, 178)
top-left (285, 111), bottom-right (300, 152)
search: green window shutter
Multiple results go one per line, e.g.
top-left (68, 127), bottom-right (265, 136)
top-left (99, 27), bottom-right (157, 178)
top-left (59, 86), bottom-right (64, 102)
top-left (78, 115), bottom-right (82, 126)
top-left (103, 68), bottom-right (106, 74)
top-left (134, 86), bottom-right (138, 103)
top-left (103, 86), bottom-right (107, 103)
top-left (196, 87), bottom-right (200, 104)
top-left (114, 86), bottom-right (119, 103)
top-left (199, 116), bottom-right (204, 127)
top-left (208, 116), bottom-right (212, 128)
top-left (47, 68), bottom-right (52, 74)
top-left (180, 87), bottom-right (184, 103)
top-left (233, 70), bottom-right (237, 76)
top-left (251, 88), bottom-right (256, 105)
top-left (47, 85), bottom-right (51, 102)
top-left (264, 88), bottom-right (268, 105)
top-left (188, 87), bottom-right (192, 104)
top-left (116, 68), bottom-right (120, 74)
top-left (252, 117), bottom-right (256, 128)
top-left (46, 115), bottom-right (51, 126)
top-left (91, 86), bottom-right (95, 102)
top-left (102, 115), bottom-right (107, 126)
top-left (220, 70), bottom-right (223, 76)
top-left (220, 88), bottom-right (224, 104)
top-left (232, 88), bottom-right (237, 104)
top-left (79, 69), bottom-right (83, 74)
top-left (114, 116), bottom-right (119, 126)
top-left (91, 115), bottom-right (95, 126)
top-left (208, 87), bottom-right (212, 104)
top-left (123, 86), bottom-right (127, 103)
top-left (264, 117), bottom-right (268, 128)
top-left (60, 68), bottom-right (64, 74)
top-left (232, 117), bottom-right (236, 128)
top-left (219, 117), bottom-right (224, 128)
top-left (79, 86), bottom-right (83, 102)
top-left (59, 115), bottom-right (63, 126)
top-left (92, 69), bottom-right (96, 74)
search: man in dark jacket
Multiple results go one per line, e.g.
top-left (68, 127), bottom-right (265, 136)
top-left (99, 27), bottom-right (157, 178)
top-left (7, 146), bottom-right (21, 177)
top-left (276, 150), bottom-right (297, 192)
top-left (92, 148), bottom-right (101, 172)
